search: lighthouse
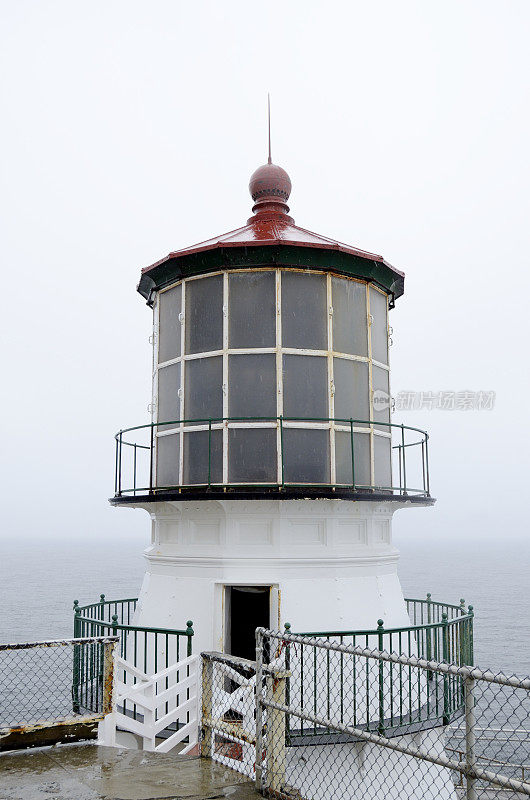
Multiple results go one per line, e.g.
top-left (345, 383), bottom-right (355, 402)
top-left (111, 152), bottom-right (433, 658)
top-left (96, 145), bottom-right (473, 799)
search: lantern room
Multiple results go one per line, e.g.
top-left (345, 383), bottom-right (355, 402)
top-left (155, 268), bottom-right (391, 488)
top-left (113, 159), bottom-right (430, 504)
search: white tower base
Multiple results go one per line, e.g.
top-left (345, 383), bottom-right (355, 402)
top-left (125, 498), bottom-right (415, 654)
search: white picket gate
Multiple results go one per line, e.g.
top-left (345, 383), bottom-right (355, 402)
top-left (99, 653), bottom-right (200, 753)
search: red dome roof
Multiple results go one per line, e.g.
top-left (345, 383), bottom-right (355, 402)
top-left (137, 158), bottom-right (405, 302)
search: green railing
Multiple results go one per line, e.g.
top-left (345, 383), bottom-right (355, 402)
top-left (113, 416), bottom-right (430, 498)
top-left (72, 596), bottom-right (193, 717)
top-left (283, 596), bottom-right (474, 742)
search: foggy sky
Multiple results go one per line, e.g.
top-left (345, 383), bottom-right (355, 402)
top-left (1, 0), bottom-right (529, 547)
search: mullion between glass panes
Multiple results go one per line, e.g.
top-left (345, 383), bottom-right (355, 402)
top-left (367, 283), bottom-right (375, 486)
top-left (276, 269), bottom-right (283, 485)
top-left (222, 272), bottom-right (229, 484)
top-left (153, 296), bottom-right (160, 489)
top-left (327, 273), bottom-right (336, 484)
top-left (179, 281), bottom-right (185, 486)
top-left (384, 291), bottom-right (393, 487)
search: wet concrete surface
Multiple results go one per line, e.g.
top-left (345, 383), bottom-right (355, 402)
top-left (0, 744), bottom-right (262, 800)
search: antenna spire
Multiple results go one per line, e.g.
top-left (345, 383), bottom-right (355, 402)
top-left (267, 93), bottom-right (272, 164)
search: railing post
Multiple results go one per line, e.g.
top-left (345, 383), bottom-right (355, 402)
top-left (98, 595), bottom-right (106, 688)
top-left (464, 675), bottom-right (477, 800)
top-left (266, 665), bottom-right (288, 794)
top-left (114, 437), bottom-right (119, 495)
top-left (72, 605), bottom-right (81, 714)
top-left (149, 424), bottom-right (154, 494)
top-left (424, 435), bottom-right (430, 495)
top-left (421, 438), bottom-right (426, 494)
top-left (426, 593), bottom-right (433, 681)
top-left (401, 425), bottom-right (407, 495)
top-left (111, 614), bottom-right (119, 658)
top-left (350, 419), bottom-right (356, 489)
top-left (186, 620), bottom-right (194, 657)
top-left (201, 656), bottom-right (214, 758)
top-left (442, 612), bottom-right (450, 725)
top-left (458, 598), bottom-right (466, 668)
top-left (468, 605), bottom-right (474, 665)
top-left (118, 431), bottom-right (123, 496)
top-left (255, 628), bottom-right (264, 791)
top-left (377, 619), bottom-right (385, 735)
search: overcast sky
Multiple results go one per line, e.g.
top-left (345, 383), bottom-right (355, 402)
top-left (1, 1), bottom-right (528, 547)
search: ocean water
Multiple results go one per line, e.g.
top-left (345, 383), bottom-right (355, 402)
top-left (1, 532), bottom-right (529, 678)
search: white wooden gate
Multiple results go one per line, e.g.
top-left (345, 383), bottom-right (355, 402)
top-left (99, 653), bottom-right (199, 753)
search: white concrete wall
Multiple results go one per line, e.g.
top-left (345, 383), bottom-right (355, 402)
top-left (124, 498), bottom-right (415, 656)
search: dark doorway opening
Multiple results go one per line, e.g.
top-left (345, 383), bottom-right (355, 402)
top-left (226, 586), bottom-right (271, 662)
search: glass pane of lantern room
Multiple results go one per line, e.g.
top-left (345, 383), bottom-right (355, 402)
top-left (157, 362), bottom-right (181, 425)
top-left (183, 429), bottom-right (223, 485)
top-left (331, 277), bottom-right (368, 356)
top-left (374, 435), bottom-right (392, 489)
top-left (184, 356), bottom-right (223, 423)
top-left (283, 428), bottom-right (330, 484)
top-left (335, 430), bottom-right (371, 486)
top-left (281, 272), bottom-right (327, 350)
top-left (229, 271), bottom-right (276, 349)
top-left (185, 274), bottom-right (223, 355)
top-left (158, 285), bottom-right (181, 363)
top-left (372, 366), bottom-right (391, 430)
top-left (370, 288), bottom-right (389, 364)
top-left (228, 354), bottom-right (276, 419)
top-left (229, 428), bottom-right (277, 483)
top-left (333, 358), bottom-right (369, 427)
top-left (156, 434), bottom-right (180, 487)
top-left (282, 355), bottom-right (328, 419)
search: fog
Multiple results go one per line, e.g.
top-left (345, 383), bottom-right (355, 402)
top-left (1, 1), bottom-right (528, 546)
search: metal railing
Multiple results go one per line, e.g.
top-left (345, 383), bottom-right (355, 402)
top-left (113, 416), bottom-right (430, 498)
top-left (0, 636), bottom-right (117, 750)
top-left (73, 596), bottom-right (194, 717)
top-left (285, 596), bottom-right (474, 740)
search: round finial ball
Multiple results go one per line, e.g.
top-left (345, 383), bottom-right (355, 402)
top-left (249, 162), bottom-right (292, 203)
top-left (377, 619), bottom-right (384, 628)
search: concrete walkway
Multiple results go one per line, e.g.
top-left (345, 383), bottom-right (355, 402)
top-left (0, 744), bottom-right (262, 800)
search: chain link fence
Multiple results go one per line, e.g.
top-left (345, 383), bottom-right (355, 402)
top-left (0, 637), bottom-right (117, 749)
top-left (200, 632), bottom-right (530, 800)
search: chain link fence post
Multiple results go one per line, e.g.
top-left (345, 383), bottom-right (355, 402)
top-left (377, 619), bottom-right (385, 735)
top-left (464, 674), bottom-right (477, 800)
top-left (98, 638), bottom-right (118, 746)
top-left (255, 628), bottom-right (264, 792)
top-left (442, 612), bottom-right (450, 725)
top-left (201, 656), bottom-right (213, 758)
top-left (266, 665), bottom-right (289, 795)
